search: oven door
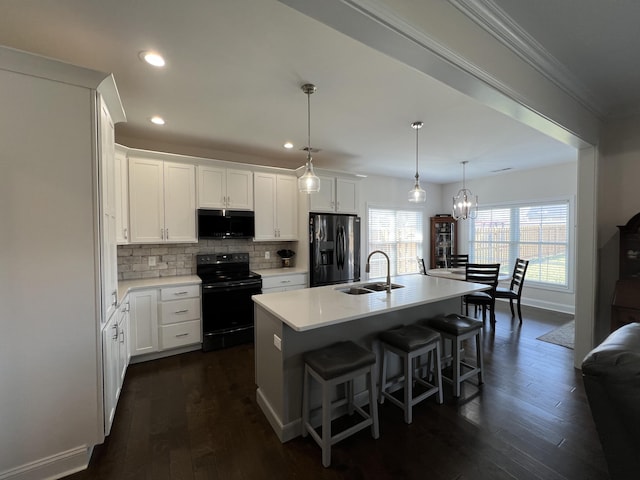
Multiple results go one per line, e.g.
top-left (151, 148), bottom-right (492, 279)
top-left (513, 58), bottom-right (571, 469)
top-left (201, 280), bottom-right (262, 350)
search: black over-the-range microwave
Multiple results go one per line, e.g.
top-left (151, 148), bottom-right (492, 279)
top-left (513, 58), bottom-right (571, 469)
top-left (197, 209), bottom-right (255, 239)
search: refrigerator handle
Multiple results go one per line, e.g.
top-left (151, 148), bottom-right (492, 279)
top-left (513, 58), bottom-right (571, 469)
top-left (337, 225), bottom-right (345, 269)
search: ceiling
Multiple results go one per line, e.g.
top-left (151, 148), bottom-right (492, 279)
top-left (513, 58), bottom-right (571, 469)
top-left (0, 0), bottom-right (633, 183)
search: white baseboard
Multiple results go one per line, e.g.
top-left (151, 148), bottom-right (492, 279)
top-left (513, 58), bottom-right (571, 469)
top-left (496, 297), bottom-right (575, 315)
top-left (0, 446), bottom-right (92, 480)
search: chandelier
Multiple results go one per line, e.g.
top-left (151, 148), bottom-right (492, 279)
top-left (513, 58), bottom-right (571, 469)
top-left (297, 83), bottom-right (321, 194)
top-left (407, 121), bottom-right (426, 203)
top-left (452, 161), bottom-right (478, 219)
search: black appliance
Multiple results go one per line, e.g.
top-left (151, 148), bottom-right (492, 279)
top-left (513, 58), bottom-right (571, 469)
top-left (309, 213), bottom-right (361, 287)
top-left (197, 253), bottom-right (262, 351)
top-left (198, 209), bottom-right (255, 239)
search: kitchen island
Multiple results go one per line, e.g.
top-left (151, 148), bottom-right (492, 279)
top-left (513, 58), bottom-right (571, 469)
top-left (252, 273), bottom-right (488, 442)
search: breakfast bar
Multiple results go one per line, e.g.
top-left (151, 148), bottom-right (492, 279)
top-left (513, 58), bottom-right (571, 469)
top-left (252, 274), bottom-right (488, 442)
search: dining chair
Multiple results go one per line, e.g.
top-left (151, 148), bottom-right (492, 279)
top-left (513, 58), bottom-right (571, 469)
top-left (463, 263), bottom-right (500, 324)
top-left (417, 257), bottom-right (426, 275)
top-left (448, 254), bottom-right (469, 268)
top-left (494, 258), bottom-right (529, 323)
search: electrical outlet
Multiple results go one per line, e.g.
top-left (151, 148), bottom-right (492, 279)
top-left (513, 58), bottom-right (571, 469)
top-left (273, 334), bottom-right (281, 350)
top-left (265, 251), bottom-right (270, 259)
top-left (148, 256), bottom-right (156, 267)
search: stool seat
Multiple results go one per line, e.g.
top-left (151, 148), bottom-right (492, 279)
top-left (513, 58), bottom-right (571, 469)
top-left (428, 313), bottom-right (483, 335)
top-left (379, 324), bottom-right (440, 351)
top-left (304, 341), bottom-right (375, 380)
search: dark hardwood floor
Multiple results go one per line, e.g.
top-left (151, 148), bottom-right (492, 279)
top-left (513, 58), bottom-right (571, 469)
top-left (66, 304), bottom-right (609, 480)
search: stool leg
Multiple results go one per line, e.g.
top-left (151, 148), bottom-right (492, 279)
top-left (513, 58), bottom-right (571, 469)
top-left (302, 365), bottom-right (310, 438)
top-left (434, 342), bottom-right (443, 404)
top-left (453, 336), bottom-right (461, 398)
top-left (379, 345), bottom-right (388, 404)
top-left (347, 379), bottom-right (354, 415)
top-left (321, 381), bottom-right (332, 468)
top-left (404, 351), bottom-right (412, 424)
top-left (368, 366), bottom-right (380, 439)
top-left (476, 329), bottom-right (484, 385)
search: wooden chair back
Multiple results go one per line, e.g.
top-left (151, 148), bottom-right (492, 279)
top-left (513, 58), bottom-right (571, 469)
top-left (448, 254), bottom-right (469, 268)
top-left (510, 258), bottom-right (529, 294)
top-left (465, 263), bottom-right (500, 290)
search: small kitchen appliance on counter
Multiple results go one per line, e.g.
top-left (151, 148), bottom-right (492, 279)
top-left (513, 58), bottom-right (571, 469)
top-left (197, 253), bottom-right (262, 351)
top-left (277, 249), bottom-right (296, 268)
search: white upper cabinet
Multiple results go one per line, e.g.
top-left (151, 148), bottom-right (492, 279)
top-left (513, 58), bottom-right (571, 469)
top-left (114, 147), bottom-right (129, 244)
top-left (128, 156), bottom-right (196, 243)
top-left (198, 165), bottom-right (253, 210)
top-left (309, 175), bottom-right (359, 214)
top-left (254, 172), bottom-right (298, 241)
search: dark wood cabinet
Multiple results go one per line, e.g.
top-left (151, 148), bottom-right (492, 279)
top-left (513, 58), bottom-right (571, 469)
top-left (430, 215), bottom-right (457, 268)
top-left (611, 213), bottom-right (640, 331)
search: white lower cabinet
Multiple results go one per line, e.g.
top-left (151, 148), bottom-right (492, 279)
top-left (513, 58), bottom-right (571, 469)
top-left (261, 272), bottom-right (308, 293)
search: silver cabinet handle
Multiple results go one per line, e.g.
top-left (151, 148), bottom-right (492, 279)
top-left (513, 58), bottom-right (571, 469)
top-left (112, 290), bottom-right (118, 306)
top-left (175, 333), bottom-right (189, 338)
top-left (123, 227), bottom-right (128, 239)
top-left (161, 228), bottom-right (165, 240)
top-left (174, 291), bottom-right (189, 296)
top-left (165, 228), bottom-right (169, 240)
top-left (120, 329), bottom-right (125, 344)
top-left (112, 323), bottom-right (118, 340)
top-left (174, 309), bottom-right (189, 314)
top-left (280, 280), bottom-right (291, 284)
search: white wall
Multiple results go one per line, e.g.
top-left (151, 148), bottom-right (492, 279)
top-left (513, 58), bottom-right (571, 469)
top-left (441, 161), bottom-right (578, 313)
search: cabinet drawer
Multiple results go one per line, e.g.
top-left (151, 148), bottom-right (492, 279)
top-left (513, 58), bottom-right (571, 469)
top-left (262, 273), bottom-right (307, 290)
top-left (160, 284), bottom-right (200, 301)
top-left (159, 298), bottom-right (201, 325)
top-left (159, 320), bottom-right (201, 349)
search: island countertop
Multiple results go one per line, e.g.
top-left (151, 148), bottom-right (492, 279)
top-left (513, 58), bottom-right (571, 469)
top-left (252, 274), bottom-right (488, 332)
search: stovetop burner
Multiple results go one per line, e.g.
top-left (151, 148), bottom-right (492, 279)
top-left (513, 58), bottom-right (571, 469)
top-left (196, 252), bottom-right (260, 284)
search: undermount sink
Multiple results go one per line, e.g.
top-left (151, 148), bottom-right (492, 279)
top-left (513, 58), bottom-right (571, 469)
top-left (336, 283), bottom-right (404, 295)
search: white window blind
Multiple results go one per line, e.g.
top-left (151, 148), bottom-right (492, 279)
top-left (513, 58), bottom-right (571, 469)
top-left (367, 207), bottom-right (423, 278)
top-left (469, 201), bottom-right (570, 288)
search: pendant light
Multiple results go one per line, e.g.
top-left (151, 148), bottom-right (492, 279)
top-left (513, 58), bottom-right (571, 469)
top-left (298, 83), bottom-right (321, 194)
top-left (452, 161), bottom-right (478, 220)
top-left (408, 121), bottom-right (426, 203)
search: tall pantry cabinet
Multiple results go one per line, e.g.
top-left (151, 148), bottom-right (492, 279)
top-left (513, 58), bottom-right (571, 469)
top-left (0, 47), bottom-right (125, 479)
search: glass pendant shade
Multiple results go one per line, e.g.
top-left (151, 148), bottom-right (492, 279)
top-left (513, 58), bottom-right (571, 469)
top-left (298, 156), bottom-right (320, 193)
top-left (298, 83), bottom-right (320, 194)
top-left (452, 161), bottom-right (478, 219)
top-left (408, 121), bottom-right (426, 203)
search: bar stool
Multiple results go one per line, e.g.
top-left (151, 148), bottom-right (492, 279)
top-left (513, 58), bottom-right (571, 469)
top-left (301, 341), bottom-right (379, 467)
top-left (378, 324), bottom-right (443, 424)
top-left (426, 314), bottom-right (484, 398)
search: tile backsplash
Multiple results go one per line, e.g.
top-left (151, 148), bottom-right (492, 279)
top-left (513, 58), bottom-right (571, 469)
top-left (117, 239), bottom-right (298, 281)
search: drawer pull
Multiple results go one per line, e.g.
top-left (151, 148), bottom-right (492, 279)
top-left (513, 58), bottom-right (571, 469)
top-left (174, 291), bottom-right (189, 296)
top-left (280, 280), bottom-right (291, 284)
top-left (174, 309), bottom-right (189, 314)
top-left (175, 333), bottom-right (190, 338)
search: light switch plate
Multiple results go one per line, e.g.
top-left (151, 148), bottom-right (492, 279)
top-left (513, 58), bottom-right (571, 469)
top-left (265, 251), bottom-right (270, 259)
top-left (148, 256), bottom-right (156, 266)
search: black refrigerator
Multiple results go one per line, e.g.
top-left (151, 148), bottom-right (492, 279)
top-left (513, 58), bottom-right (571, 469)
top-left (309, 213), bottom-right (361, 287)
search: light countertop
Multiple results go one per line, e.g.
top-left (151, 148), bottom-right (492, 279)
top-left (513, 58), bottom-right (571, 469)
top-left (252, 274), bottom-right (489, 332)
top-left (254, 267), bottom-right (308, 277)
top-left (118, 275), bottom-right (201, 303)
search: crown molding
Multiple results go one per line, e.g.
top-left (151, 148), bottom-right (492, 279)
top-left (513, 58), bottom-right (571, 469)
top-left (447, 0), bottom-right (606, 119)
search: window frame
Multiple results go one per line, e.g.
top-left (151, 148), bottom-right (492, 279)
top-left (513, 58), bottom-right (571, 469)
top-left (366, 203), bottom-right (425, 278)
top-left (467, 196), bottom-right (574, 293)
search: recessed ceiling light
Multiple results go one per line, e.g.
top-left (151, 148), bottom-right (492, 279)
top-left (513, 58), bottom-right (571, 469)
top-left (284, 142), bottom-right (293, 149)
top-left (139, 51), bottom-right (165, 67)
top-left (150, 116), bottom-right (165, 125)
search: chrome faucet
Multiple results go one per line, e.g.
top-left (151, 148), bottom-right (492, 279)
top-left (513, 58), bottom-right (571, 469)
top-left (365, 250), bottom-right (391, 293)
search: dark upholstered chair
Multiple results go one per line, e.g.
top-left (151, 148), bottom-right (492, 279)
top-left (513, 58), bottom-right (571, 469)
top-left (447, 254), bottom-right (469, 268)
top-left (417, 257), bottom-right (426, 275)
top-left (463, 263), bottom-right (500, 324)
top-left (494, 258), bottom-right (529, 323)
top-left (582, 323), bottom-right (640, 480)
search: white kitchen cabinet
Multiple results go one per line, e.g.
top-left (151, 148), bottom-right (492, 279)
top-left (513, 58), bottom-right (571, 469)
top-left (309, 175), bottom-right (359, 214)
top-left (102, 310), bottom-right (119, 436)
top-left (100, 100), bottom-right (118, 322)
top-left (129, 289), bottom-right (159, 356)
top-left (198, 165), bottom-right (253, 210)
top-left (128, 157), bottom-right (197, 243)
top-left (117, 297), bottom-right (130, 385)
top-left (261, 272), bottom-right (308, 293)
top-left (254, 172), bottom-right (298, 241)
top-left (158, 284), bottom-right (202, 350)
top-left (114, 147), bottom-right (129, 244)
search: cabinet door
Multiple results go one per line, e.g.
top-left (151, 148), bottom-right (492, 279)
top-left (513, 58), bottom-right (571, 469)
top-left (117, 299), bottom-right (130, 385)
top-left (226, 168), bottom-right (254, 210)
top-left (336, 178), bottom-right (358, 214)
top-left (129, 157), bottom-right (164, 243)
top-left (198, 165), bottom-right (226, 208)
top-left (102, 312), bottom-right (119, 435)
top-left (309, 175), bottom-right (335, 212)
top-left (164, 162), bottom-right (197, 242)
top-left (129, 289), bottom-right (159, 356)
top-left (254, 172), bottom-right (277, 240)
top-left (276, 174), bottom-right (298, 240)
top-left (114, 149), bottom-right (129, 244)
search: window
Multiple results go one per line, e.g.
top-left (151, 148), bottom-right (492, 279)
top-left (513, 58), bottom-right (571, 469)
top-left (367, 207), bottom-right (423, 278)
top-left (469, 200), bottom-right (571, 289)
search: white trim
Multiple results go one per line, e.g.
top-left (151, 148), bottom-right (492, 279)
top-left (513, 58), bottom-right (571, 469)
top-left (496, 297), bottom-right (574, 315)
top-left (0, 446), bottom-right (91, 480)
top-left (447, 0), bottom-right (605, 118)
